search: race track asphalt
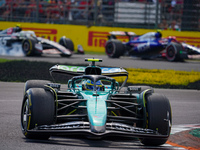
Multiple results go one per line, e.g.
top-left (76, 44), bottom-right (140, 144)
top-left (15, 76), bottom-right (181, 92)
top-left (0, 54), bottom-right (200, 71)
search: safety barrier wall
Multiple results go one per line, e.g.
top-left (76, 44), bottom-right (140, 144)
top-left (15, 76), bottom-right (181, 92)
top-left (1, 21), bottom-right (200, 53)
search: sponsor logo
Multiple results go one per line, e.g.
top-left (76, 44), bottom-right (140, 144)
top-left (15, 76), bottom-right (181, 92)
top-left (7, 28), bottom-right (13, 34)
top-left (23, 27), bottom-right (57, 41)
top-left (93, 115), bottom-right (103, 118)
top-left (137, 43), bottom-right (150, 52)
top-left (101, 67), bottom-right (124, 73)
top-left (57, 65), bottom-right (125, 74)
top-left (88, 31), bottom-right (108, 47)
top-left (58, 65), bottom-right (85, 72)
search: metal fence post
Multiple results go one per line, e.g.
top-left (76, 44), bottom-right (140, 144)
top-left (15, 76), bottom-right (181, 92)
top-left (94, 0), bottom-right (98, 26)
top-left (155, 0), bottom-right (159, 29)
top-left (10, 0), bottom-right (13, 21)
top-left (36, 0), bottom-right (39, 22)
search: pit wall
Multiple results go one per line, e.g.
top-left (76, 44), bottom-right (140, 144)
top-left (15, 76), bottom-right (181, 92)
top-left (1, 21), bottom-right (200, 52)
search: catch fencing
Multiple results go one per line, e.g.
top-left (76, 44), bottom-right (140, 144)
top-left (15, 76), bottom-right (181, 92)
top-left (0, 0), bottom-right (199, 31)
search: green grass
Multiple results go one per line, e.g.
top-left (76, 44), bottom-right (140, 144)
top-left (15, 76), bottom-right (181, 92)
top-left (114, 68), bottom-right (200, 89)
top-left (0, 58), bottom-right (12, 63)
top-left (127, 68), bottom-right (200, 86)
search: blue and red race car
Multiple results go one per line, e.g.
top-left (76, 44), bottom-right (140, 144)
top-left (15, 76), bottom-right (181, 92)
top-left (105, 31), bottom-right (200, 61)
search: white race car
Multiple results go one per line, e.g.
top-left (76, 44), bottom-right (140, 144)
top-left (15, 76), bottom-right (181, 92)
top-left (0, 26), bottom-right (83, 57)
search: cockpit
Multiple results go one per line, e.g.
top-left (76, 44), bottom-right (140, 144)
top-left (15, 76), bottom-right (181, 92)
top-left (137, 32), bottom-right (162, 41)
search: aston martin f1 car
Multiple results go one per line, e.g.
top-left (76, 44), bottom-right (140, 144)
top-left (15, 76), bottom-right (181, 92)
top-left (0, 26), bottom-right (80, 57)
top-left (105, 31), bottom-right (200, 61)
top-left (21, 58), bottom-right (172, 146)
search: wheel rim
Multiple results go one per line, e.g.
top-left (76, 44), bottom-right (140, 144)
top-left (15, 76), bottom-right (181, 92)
top-left (21, 98), bottom-right (30, 132)
top-left (23, 42), bottom-right (30, 53)
top-left (106, 42), bottom-right (115, 56)
top-left (166, 45), bottom-right (175, 60)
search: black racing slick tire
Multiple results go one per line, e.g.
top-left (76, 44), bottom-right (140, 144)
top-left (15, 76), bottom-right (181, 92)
top-left (21, 88), bottom-right (55, 139)
top-left (22, 38), bottom-right (37, 56)
top-left (24, 80), bottom-right (51, 95)
top-left (105, 39), bottom-right (124, 58)
top-left (59, 36), bottom-right (74, 51)
top-left (140, 93), bottom-right (172, 146)
top-left (166, 42), bottom-right (183, 62)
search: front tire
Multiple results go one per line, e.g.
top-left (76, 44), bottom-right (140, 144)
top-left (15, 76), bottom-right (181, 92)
top-left (21, 88), bottom-right (55, 139)
top-left (24, 80), bottom-right (51, 95)
top-left (105, 39), bottom-right (124, 58)
top-left (140, 93), bottom-right (172, 146)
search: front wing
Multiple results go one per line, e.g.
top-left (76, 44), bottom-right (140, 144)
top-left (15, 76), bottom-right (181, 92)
top-left (27, 121), bottom-right (169, 139)
top-left (39, 38), bottom-right (72, 56)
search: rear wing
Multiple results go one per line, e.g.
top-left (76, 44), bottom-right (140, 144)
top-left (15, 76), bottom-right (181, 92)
top-left (49, 65), bottom-right (128, 91)
top-left (49, 65), bottom-right (128, 77)
top-left (49, 58), bottom-right (129, 90)
top-left (108, 31), bottom-right (136, 40)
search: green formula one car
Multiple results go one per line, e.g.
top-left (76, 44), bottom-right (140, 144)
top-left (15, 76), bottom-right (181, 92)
top-left (21, 58), bottom-right (172, 146)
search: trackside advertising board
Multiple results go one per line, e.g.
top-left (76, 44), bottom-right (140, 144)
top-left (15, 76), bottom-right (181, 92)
top-left (1, 21), bottom-right (200, 52)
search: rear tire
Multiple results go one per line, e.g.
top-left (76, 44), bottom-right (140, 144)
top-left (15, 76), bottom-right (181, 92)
top-left (105, 39), bottom-right (124, 58)
top-left (21, 88), bottom-right (55, 139)
top-left (166, 42), bottom-right (183, 62)
top-left (140, 93), bottom-right (172, 146)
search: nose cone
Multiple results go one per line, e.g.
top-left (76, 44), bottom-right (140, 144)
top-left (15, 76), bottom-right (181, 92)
top-left (87, 102), bottom-right (107, 133)
top-left (85, 92), bottom-right (108, 133)
top-left (91, 124), bottom-right (106, 133)
top-left (89, 114), bottom-right (107, 133)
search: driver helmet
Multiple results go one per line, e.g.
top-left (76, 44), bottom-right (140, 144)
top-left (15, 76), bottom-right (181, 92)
top-left (83, 80), bottom-right (102, 91)
top-left (14, 24), bottom-right (22, 32)
top-left (155, 30), bottom-right (162, 38)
